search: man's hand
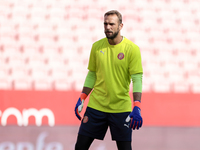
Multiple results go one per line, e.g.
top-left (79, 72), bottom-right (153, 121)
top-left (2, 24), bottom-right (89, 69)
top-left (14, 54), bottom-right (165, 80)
top-left (75, 98), bottom-right (84, 120)
top-left (125, 101), bottom-right (143, 130)
top-left (75, 93), bottom-right (87, 120)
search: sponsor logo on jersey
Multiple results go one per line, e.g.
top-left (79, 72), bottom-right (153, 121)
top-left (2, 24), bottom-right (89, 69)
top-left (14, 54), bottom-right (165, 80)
top-left (100, 50), bottom-right (105, 55)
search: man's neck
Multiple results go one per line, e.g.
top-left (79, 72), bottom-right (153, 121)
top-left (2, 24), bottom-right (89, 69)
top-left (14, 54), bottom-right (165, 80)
top-left (108, 35), bottom-right (123, 45)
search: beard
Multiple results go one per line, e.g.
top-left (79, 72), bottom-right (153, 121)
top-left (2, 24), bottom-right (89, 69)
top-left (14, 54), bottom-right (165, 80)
top-left (105, 29), bottom-right (120, 39)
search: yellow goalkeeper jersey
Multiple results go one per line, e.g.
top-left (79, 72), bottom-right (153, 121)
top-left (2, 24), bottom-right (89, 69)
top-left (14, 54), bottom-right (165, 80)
top-left (87, 37), bottom-right (143, 113)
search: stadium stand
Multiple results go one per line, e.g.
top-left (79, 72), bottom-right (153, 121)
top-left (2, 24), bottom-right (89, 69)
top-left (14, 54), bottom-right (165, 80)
top-left (0, 0), bottom-right (200, 93)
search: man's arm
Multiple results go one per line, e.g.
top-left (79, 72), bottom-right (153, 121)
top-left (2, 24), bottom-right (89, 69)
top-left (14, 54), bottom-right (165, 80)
top-left (75, 71), bottom-right (96, 120)
top-left (133, 92), bottom-right (142, 102)
top-left (81, 70), bottom-right (96, 96)
top-left (82, 87), bottom-right (93, 96)
top-left (126, 73), bottom-right (143, 130)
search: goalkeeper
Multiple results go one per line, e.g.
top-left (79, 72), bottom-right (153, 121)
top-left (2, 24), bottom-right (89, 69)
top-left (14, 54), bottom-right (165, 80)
top-left (75, 10), bottom-right (143, 150)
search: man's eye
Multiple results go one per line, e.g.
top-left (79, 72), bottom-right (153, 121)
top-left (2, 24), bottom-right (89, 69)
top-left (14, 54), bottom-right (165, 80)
top-left (104, 23), bottom-right (114, 26)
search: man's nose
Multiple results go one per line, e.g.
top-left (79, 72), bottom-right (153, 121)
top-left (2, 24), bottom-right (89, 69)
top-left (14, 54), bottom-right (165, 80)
top-left (105, 25), bottom-right (111, 30)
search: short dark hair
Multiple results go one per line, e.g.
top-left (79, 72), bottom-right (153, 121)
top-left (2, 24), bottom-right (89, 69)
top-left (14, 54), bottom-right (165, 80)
top-left (104, 10), bottom-right (122, 24)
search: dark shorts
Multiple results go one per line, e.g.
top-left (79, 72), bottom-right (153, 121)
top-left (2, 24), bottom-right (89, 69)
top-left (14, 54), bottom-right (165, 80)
top-left (78, 107), bottom-right (132, 141)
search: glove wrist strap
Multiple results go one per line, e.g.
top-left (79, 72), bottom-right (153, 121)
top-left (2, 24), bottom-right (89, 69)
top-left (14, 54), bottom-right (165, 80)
top-left (134, 101), bottom-right (141, 108)
top-left (80, 93), bottom-right (88, 101)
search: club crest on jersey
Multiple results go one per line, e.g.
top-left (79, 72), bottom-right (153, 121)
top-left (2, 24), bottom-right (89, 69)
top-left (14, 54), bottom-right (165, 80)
top-left (83, 116), bottom-right (89, 123)
top-left (117, 53), bottom-right (124, 60)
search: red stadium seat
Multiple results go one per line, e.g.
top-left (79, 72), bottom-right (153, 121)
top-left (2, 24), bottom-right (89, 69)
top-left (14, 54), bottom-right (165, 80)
top-left (0, 0), bottom-right (199, 92)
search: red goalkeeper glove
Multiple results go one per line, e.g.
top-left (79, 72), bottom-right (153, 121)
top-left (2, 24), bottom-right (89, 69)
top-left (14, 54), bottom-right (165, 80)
top-left (126, 101), bottom-right (143, 130)
top-left (75, 93), bottom-right (87, 120)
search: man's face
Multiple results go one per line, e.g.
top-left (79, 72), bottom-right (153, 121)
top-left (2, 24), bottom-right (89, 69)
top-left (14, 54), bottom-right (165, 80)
top-left (104, 15), bottom-right (122, 39)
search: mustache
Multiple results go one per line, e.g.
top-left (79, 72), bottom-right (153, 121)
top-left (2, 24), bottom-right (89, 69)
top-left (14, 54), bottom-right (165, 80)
top-left (105, 30), bottom-right (113, 33)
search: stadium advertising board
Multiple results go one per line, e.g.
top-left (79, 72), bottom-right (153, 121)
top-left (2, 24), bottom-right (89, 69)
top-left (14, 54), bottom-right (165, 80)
top-left (0, 90), bottom-right (200, 126)
top-left (0, 126), bottom-right (80, 150)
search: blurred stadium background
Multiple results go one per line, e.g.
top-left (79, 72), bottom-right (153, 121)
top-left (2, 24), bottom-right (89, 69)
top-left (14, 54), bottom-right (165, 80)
top-left (0, 0), bottom-right (200, 149)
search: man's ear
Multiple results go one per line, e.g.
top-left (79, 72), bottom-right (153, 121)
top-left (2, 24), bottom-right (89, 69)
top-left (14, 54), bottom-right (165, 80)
top-left (119, 23), bottom-right (123, 30)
